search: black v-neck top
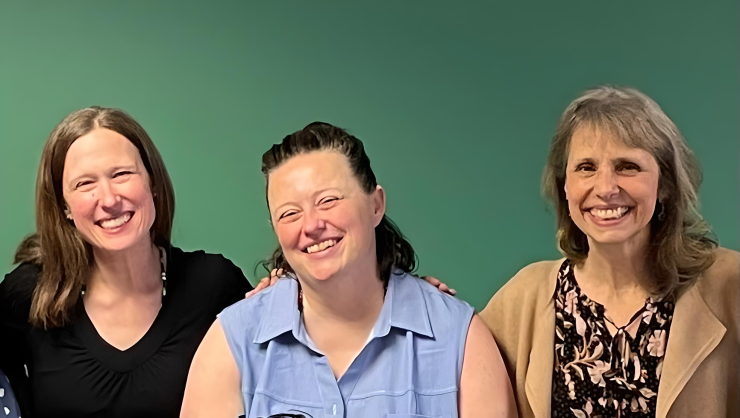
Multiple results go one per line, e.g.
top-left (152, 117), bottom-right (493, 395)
top-left (0, 247), bottom-right (253, 418)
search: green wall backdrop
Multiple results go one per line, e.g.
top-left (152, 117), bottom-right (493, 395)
top-left (1, 1), bottom-right (738, 310)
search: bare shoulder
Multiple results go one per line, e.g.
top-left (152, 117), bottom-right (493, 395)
top-left (459, 315), bottom-right (517, 418)
top-left (181, 319), bottom-right (243, 417)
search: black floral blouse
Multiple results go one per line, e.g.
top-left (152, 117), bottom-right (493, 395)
top-left (552, 260), bottom-right (675, 417)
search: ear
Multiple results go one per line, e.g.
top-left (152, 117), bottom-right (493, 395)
top-left (64, 205), bottom-right (73, 220)
top-left (371, 185), bottom-right (386, 227)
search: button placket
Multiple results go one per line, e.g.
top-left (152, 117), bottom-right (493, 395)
top-left (312, 355), bottom-right (344, 417)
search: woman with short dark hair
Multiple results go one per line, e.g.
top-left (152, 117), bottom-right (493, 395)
top-left (182, 122), bottom-right (517, 418)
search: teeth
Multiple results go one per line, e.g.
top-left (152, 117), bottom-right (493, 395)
top-left (592, 207), bottom-right (629, 220)
top-left (99, 212), bottom-right (132, 229)
top-left (306, 239), bottom-right (337, 254)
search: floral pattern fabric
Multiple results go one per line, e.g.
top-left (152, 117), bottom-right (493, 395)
top-left (552, 260), bottom-right (674, 418)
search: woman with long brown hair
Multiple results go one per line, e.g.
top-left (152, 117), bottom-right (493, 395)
top-left (480, 86), bottom-right (738, 418)
top-left (0, 107), bottom-right (252, 417)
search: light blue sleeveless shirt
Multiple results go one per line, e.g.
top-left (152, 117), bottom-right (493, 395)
top-left (218, 271), bottom-right (474, 418)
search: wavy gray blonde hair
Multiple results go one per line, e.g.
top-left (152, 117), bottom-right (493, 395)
top-left (542, 86), bottom-right (717, 297)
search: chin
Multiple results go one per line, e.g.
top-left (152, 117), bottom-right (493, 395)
top-left (300, 264), bottom-right (341, 281)
top-left (306, 270), bottom-right (337, 281)
top-left (589, 230), bottom-right (645, 246)
top-left (93, 233), bottom-right (150, 253)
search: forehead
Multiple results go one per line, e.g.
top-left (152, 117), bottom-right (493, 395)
top-left (63, 128), bottom-right (142, 176)
top-left (568, 125), bottom-right (654, 161)
top-left (267, 150), bottom-right (356, 203)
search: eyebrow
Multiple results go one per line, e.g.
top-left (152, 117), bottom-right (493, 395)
top-left (110, 165), bottom-right (137, 172)
top-left (571, 156), bottom-right (645, 166)
top-left (312, 187), bottom-right (342, 198)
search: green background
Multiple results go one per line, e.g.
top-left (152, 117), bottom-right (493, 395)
top-left (1, 1), bottom-right (737, 311)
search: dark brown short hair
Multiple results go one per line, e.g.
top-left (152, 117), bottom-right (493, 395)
top-left (261, 122), bottom-right (416, 283)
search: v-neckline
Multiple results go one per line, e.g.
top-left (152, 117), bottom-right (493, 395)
top-left (72, 293), bottom-right (173, 373)
top-left (568, 264), bottom-right (653, 339)
top-left (71, 251), bottom-right (177, 373)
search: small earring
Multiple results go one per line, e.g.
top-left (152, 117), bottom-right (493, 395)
top-left (657, 201), bottom-right (666, 221)
top-left (66, 213), bottom-right (73, 220)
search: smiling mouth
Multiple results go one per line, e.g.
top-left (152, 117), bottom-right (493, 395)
top-left (303, 238), bottom-right (343, 254)
top-left (96, 212), bottom-right (133, 230)
top-left (587, 206), bottom-right (631, 221)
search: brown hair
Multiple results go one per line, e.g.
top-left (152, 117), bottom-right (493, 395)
top-left (543, 86), bottom-right (717, 296)
top-left (261, 122), bottom-right (417, 283)
top-left (15, 106), bottom-right (175, 329)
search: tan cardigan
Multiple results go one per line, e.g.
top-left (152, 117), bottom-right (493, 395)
top-left (480, 248), bottom-right (739, 418)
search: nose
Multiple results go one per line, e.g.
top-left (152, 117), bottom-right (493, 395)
top-left (302, 207), bottom-right (326, 237)
top-left (98, 180), bottom-right (122, 211)
top-left (594, 168), bottom-right (620, 199)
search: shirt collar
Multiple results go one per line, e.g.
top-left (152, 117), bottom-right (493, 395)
top-left (383, 271), bottom-right (434, 338)
top-left (252, 278), bottom-right (300, 344)
top-left (252, 271), bottom-right (434, 345)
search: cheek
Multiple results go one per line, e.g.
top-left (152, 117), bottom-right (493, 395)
top-left (621, 175), bottom-right (659, 203)
top-left (65, 194), bottom-right (96, 218)
top-left (275, 223), bottom-right (301, 249)
top-left (125, 179), bottom-right (154, 203)
top-left (564, 178), bottom-right (587, 210)
top-left (121, 181), bottom-right (157, 221)
top-left (330, 206), bottom-right (367, 235)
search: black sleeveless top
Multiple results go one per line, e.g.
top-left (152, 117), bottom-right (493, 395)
top-left (551, 259), bottom-right (675, 418)
top-left (0, 247), bottom-right (252, 418)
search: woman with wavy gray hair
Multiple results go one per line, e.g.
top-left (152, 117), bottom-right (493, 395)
top-left (480, 86), bottom-right (738, 418)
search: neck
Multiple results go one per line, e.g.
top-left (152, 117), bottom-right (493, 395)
top-left (300, 259), bottom-right (385, 328)
top-left (579, 231), bottom-right (651, 294)
top-left (89, 240), bottom-right (161, 298)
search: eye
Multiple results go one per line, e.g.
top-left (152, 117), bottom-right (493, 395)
top-left (76, 180), bottom-right (94, 189)
top-left (575, 163), bottom-right (595, 172)
top-left (279, 210), bottom-right (298, 220)
top-left (113, 171), bottom-right (132, 178)
top-left (319, 196), bottom-right (340, 207)
top-left (617, 162), bottom-right (640, 173)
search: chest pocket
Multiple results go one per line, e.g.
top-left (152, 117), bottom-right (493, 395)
top-left (244, 340), bottom-right (326, 417)
top-left (247, 397), bottom-right (325, 418)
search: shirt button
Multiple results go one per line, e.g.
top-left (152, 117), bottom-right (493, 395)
top-left (332, 403), bottom-right (337, 415)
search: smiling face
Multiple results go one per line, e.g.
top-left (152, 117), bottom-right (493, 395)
top-left (267, 150), bottom-right (385, 283)
top-left (564, 126), bottom-right (660, 248)
top-left (62, 128), bottom-right (156, 253)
